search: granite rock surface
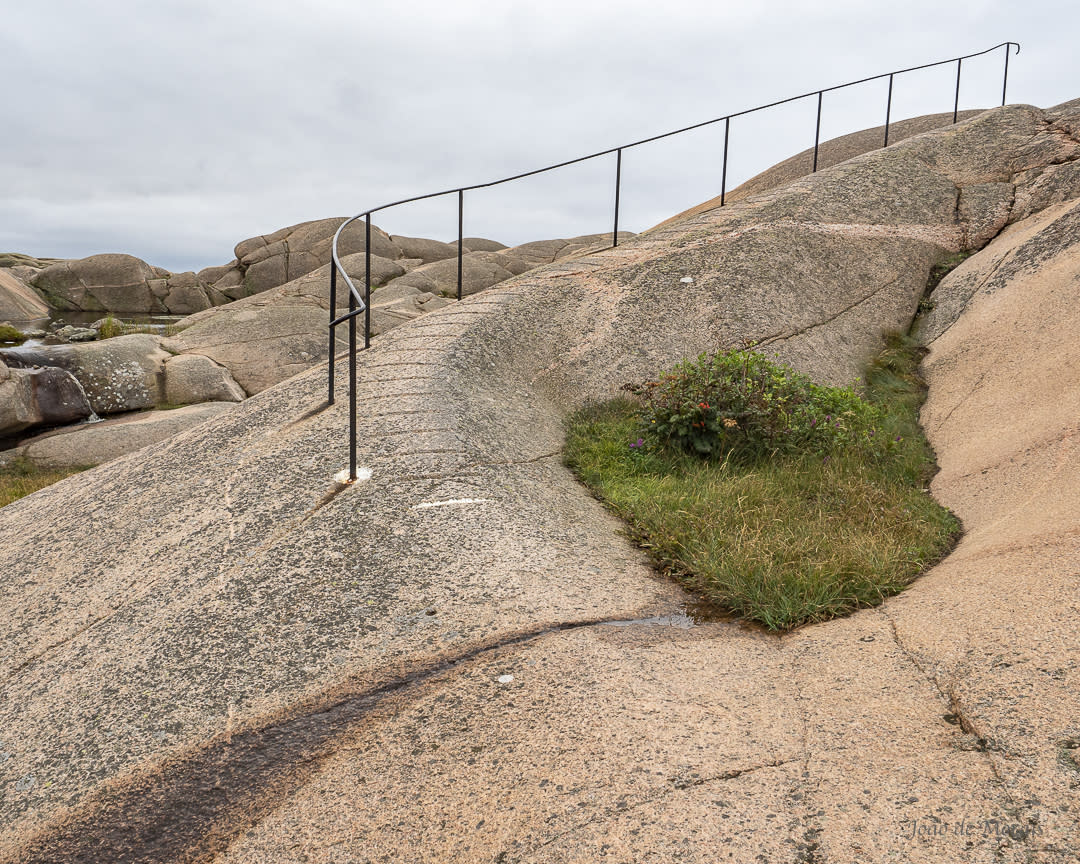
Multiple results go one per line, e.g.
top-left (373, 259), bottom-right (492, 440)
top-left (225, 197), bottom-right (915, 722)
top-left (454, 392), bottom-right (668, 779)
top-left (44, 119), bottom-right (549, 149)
top-left (2, 101), bottom-right (1079, 863)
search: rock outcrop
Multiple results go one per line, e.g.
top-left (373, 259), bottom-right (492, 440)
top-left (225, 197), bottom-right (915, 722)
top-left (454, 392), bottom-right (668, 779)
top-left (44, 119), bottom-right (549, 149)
top-left (0, 359), bottom-right (93, 437)
top-left (162, 353), bottom-right (246, 405)
top-left (31, 254), bottom-right (167, 313)
top-left (0, 270), bottom-right (49, 321)
top-left (9, 402), bottom-right (237, 468)
top-left (3, 101), bottom-right (1080, 863)
top-left (1, 335), bottom-right (172, 414)
top-left (652, 109), bottom-right (986, 230)
top-left (164, 231), bottom-right (635, 394)
top-left (0, 334), bottom-right (246, 416)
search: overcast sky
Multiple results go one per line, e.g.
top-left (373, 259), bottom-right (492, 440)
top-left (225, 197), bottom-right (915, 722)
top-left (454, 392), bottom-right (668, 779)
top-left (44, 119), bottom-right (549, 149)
top-left (3, 0), bottom-right (1077, 273)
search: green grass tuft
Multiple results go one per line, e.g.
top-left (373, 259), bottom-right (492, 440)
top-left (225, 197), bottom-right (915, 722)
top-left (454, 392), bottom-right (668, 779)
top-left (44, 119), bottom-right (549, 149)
top-left (0, 324), bottom-right (28, 344)
top-left (0, 457), bottom-right (93, 508)
top-left (564, 337), bottom-right (959, 631)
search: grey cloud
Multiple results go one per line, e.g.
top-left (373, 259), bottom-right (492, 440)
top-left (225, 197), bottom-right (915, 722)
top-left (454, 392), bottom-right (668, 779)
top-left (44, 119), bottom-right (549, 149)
top-left (2, 1), bottom-right (1076, 272)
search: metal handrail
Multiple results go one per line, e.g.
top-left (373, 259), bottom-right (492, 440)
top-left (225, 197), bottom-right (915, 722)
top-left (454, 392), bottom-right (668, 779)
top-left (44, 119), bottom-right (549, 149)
top-left (329, 41), bottom-right (1019, 481)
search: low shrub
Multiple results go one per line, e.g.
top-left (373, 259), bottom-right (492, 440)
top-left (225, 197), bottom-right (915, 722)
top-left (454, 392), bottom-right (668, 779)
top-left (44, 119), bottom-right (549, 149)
top-left (627, 348), bottom-right (884, 461)
top-left (565, 335), bottom-right (959, 631)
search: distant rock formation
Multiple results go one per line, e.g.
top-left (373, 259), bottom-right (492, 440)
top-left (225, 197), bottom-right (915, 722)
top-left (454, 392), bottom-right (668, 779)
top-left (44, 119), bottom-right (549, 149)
top-left (0, 269), bottom-right (49, 320)
top-left (163, 230), bottom-right (633, 395)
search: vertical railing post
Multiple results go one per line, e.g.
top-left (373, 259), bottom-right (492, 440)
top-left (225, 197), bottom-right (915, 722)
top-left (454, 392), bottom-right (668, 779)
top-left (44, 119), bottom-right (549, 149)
top-left (349, 247), bottom-right (358, 482)
top-left (457, 190), bottom-right (464, 300)
top-left (812, 91), bottom-right (823, 172)
top-left (1002, 44), bottom-right (1012, 105)
top-left (720, 117), bottom-right (730, 206)
top-left (612, 148), bottom-right (622, 247)
top-left (364, 214), bottom-right (371, 350)
top-left (884, 73), bottom-right (894, 147)
top-left (328, 260), bottom-right (337, 405)
top-left (953, 58), bottom-right (962, 123)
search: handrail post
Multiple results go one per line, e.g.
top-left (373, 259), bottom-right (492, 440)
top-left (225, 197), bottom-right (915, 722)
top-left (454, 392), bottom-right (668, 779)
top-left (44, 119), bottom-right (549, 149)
top-left (953, 58), bottom-right (962, 123)
top-left (720, 117), bottom-right (730, 206)
top-left (812, 91), bottom-right (823, 172)
top-left (1002, 44), bottom-right (1012, 105)
top-left (349, 253), bottom-right (358, 482)
top-left (457, 190), bottom-right (464, 300)
top-left (328, 261), bottom-right (337, 405)
top-left (612, 148), bottom-right (622, 247)
top-left (884, 74), bottom-right (894, 147)
top-left (364, 214), bottom-right (371, 350)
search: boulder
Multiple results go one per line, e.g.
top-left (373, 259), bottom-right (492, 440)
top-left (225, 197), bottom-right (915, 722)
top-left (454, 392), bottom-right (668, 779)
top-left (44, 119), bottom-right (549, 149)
top-left (31, 254), bottom-right (161, 313)
top-left (390, 250), bottom-right (533, 297)
top-left (53, 326), bottom-right (98, 343)
top-left (233, 217), bottom-right (403, 296)
top-left (0, 360), bottom-right (93, 437)
top-left (12, 402), bottom-right (237, 468)
top-left (0, 270), bottom-right (49, 320)
top-left (163, 353), bottom-right (245, 404)
top-left (207, 263), bottom-right (247, 301)
top-left (370, 288), bottom-right (454, 331)
top-left (195, 261), bottom-right (236, 286)
top-left (166, 251), bottom-right (436, 395)
top-left (455, 236), bottom-right (508, 252)
top-left (162, 272), bottom-right (213, 315)
top-left (0, 334), bottom-right (171, 414)
top-left (389, 235), bottom-right (458, 264)
top-left (336, 252), bottom-right (406, 289)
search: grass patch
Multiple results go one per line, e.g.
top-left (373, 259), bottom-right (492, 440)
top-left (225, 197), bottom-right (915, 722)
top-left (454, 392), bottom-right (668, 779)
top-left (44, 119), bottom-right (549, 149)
top-left (0, 324), bottom-right (28, 345)
top-left (95, 315), bottom-right (183, 340)
top-left (564, 335), bottom-right (959, 631)
top-left (0, 457), bottom-right (93, 508)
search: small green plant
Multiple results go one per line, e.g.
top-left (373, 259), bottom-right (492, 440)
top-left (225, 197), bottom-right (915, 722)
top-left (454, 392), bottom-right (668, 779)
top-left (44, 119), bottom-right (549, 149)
top-left (0, 324), bottom-right (27, 344)
top-left (96, 315), bottom-right (125, 339)
top-left (926, 251), bottom-right (973, 294)
top-left (565, 335), bottom-right (959, 631)
top-left (0, 457), bottom-right (93, 508)
top-left (628, 348), bottom-right (882, 461)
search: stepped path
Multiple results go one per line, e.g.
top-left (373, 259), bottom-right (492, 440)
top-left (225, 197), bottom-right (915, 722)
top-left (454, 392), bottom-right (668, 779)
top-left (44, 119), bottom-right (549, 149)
top-left (2, 101), bottom-right (1079, 863)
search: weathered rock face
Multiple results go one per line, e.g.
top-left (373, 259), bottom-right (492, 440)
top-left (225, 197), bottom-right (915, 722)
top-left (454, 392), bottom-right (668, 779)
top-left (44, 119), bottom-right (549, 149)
top-left (919, 197), bottom-right (1080, 343)
top-left (11, 401), bottom-right (236, 468)
top-left (31, 254), bottom-right (163, 313)
top-left (652, 109), bottom-right (987, 229)
top-left (26, 255), bottom-right (232, 315)
top-left (233, 217), bottom-right (404, 297)
top-left (390, 250), bottom-right (531, 297)
top-left (389, 235), bottom-right (459, 264)
top-left (3, 101), bottom-right (1080, 863)
top-left (163, 353), bottom-right (245, 404)
top-left (454, 236), bottom-right (508, 253)
top-left (0, 334), bottom-right (171, 414)
top-left (165, 231), bottom-right (635, 394)
top-left (0, 270), bottom-right (49, 320)
top-left (0, 359), bottom-right (93, 437)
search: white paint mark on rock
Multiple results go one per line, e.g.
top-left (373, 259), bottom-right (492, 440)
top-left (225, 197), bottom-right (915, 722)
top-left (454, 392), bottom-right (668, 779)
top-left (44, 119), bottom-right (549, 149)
top-left (497, 675), bottom-right (514, 684)
top-left (411, 498), bottom-right (494, 510)
top-left (680, 276), bottom-right (694, 283)
top-left (334, 467), bottom-right (373, 484)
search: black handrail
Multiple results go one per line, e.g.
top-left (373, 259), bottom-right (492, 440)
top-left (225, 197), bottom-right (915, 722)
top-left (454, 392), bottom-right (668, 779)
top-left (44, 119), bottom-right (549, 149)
top-left (329, 41), bottom-right (1020, 481)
